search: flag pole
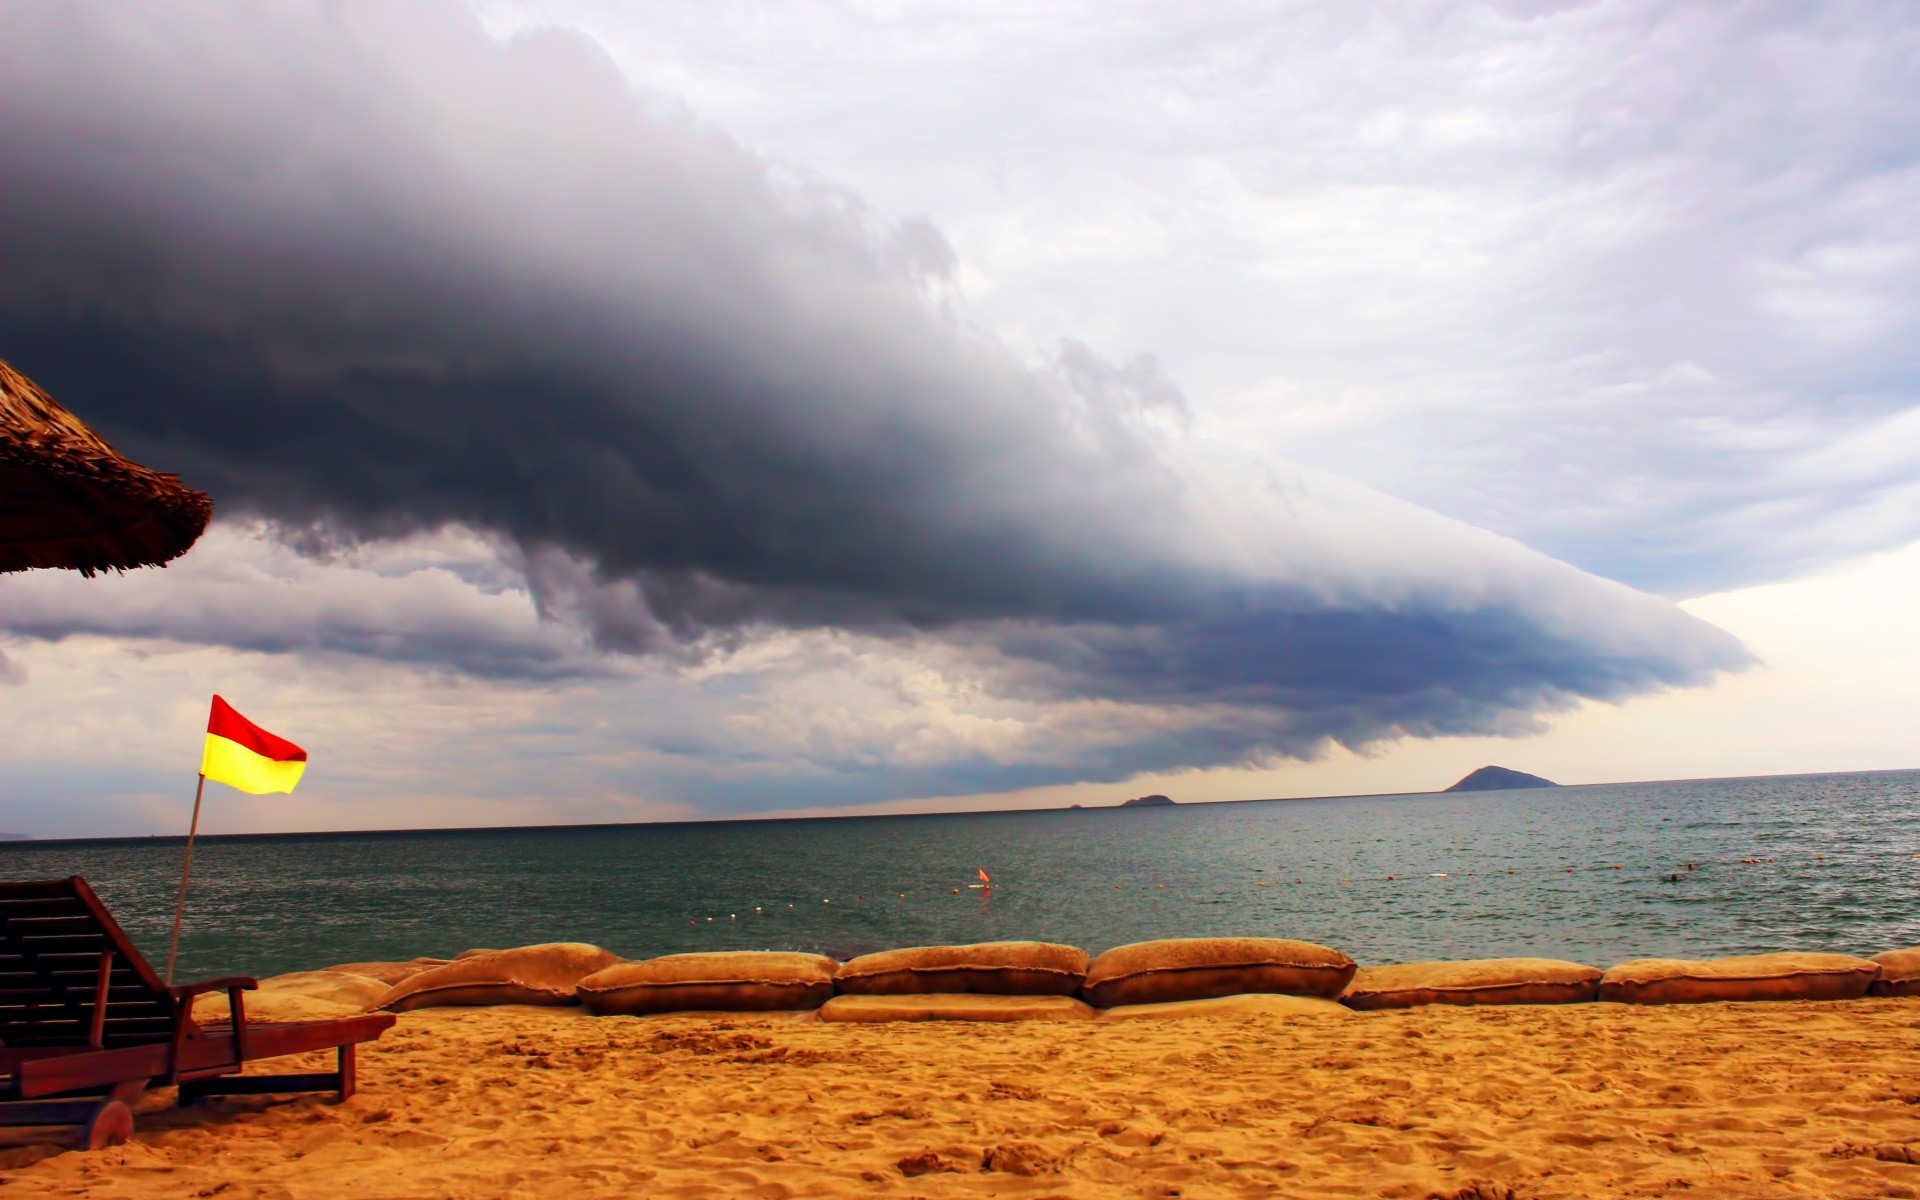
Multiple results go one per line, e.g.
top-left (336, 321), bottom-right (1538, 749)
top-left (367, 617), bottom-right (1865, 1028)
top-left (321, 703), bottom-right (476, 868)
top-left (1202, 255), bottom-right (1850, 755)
top-left (164, 773), bottom-right (207, 986)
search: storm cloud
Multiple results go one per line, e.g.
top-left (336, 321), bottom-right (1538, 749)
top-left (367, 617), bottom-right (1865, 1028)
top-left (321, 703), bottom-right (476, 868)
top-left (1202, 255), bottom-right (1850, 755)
top-left (0, 0), bottom-right (1748, 790)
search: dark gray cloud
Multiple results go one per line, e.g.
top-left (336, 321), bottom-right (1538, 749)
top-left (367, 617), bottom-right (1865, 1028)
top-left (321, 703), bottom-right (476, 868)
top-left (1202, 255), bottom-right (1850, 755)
top-left (0, 0), bottom-right (1748, 788)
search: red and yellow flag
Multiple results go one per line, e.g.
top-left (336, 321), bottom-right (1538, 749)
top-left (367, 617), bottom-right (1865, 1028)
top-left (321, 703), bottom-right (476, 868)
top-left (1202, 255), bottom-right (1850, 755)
top-left (200, 695), bottom-right (307, 794)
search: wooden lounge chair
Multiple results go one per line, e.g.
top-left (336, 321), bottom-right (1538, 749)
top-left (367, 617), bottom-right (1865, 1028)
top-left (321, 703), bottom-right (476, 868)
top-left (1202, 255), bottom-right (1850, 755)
top-left (0, 876), bottom-right (395, 1150)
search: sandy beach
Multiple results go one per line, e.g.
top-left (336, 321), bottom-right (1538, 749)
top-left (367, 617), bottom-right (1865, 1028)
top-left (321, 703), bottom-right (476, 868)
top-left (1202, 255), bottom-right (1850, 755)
top-left (3, 997), bottom-right (1918, 1199)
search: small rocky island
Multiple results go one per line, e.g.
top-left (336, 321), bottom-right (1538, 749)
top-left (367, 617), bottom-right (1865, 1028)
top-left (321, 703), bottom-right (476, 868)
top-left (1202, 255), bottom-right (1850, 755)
top-left (1121, 794), bottom-right (1176, 807)
top-left (1445, 766), bottom-right (1557, 792)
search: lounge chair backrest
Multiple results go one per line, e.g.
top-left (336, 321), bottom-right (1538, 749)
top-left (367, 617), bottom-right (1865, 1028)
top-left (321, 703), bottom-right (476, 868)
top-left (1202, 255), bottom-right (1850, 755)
top-left (0, 877), bottom-right (179, 1049)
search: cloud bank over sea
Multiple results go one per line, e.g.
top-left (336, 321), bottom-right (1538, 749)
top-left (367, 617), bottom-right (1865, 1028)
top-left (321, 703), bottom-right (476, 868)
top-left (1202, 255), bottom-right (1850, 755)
top-left (0, 0), bottom-right (1750, 820)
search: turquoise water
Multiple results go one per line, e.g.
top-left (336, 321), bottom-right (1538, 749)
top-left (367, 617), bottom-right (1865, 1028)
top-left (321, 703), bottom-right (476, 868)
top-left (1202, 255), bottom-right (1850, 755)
top-left (4, 770), bottom-right (1916, 981)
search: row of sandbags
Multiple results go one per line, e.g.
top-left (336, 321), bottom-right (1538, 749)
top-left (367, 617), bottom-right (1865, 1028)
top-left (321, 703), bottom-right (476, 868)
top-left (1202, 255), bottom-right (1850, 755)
top-left (312, 937), bottom-right (1920, 1020)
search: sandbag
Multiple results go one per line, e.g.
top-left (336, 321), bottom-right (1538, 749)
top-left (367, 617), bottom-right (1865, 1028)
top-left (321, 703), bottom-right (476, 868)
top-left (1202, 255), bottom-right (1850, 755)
top-left (1599, 952), bottom-right (1880, 1005)
top-left (324, 958), bottom-right (451, 986)
top-left (836, 942), bottom-right (1088, 996)
top-left (1081, 937), bottom-right (1356, 1007)
top-left (1096, 993), bottom-right (1353, 1021)
top-left (1869, 948), bottom-right (1920, 997)
top-left (818, 994), bottom-right (1094, 1023)
top-left (578, 952), bottom-right (838, 1015)
top-left (194, 970), bottom-right (391, 1023)
top-left (376, 943), bottom-right (623, 1012)
top-left (1341, 958), bottom-right (1601, 1010)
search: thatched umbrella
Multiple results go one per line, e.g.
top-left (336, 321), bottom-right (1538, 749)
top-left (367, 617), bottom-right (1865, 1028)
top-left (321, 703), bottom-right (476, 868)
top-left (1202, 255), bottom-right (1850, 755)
top-left (0, 357), bottom-right (212, 575)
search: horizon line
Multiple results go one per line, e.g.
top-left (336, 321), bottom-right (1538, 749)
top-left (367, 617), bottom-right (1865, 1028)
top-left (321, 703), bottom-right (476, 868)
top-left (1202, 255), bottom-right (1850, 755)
top-left (2, 764), bottom-right (1914, 849)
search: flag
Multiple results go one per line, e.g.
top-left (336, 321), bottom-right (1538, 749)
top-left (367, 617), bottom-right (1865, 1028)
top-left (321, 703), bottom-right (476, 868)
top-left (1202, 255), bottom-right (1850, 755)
top-left (200, 695), bottom-right (307, 794)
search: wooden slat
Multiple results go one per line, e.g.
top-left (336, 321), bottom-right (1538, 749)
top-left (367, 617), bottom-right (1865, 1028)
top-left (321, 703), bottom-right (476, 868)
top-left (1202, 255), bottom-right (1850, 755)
top-left (0, 901), bottom-right (88, 919)
top-left (0, 1012), bottom-right (175, 1029)
top-left (0, 1014), bottom-right (174, 1030)
top-left (12, 1043), bottom-right (171, 1100)
top-left (0, 969), bottom-right (151, 987)
top-left (0, 917), bottom-right (105, 936)
top-left (185, 1014), bottom-right (395, 1067)
top-left (0, 875), bottom-right (88, 894)
top-left (0, 1011), bottom-right (173, 1032)
top-left (0, 1030), bottom-right (177, 1046)
top-left (0, 985), bottom-right (167, 1002)
top-left (0, 936), bottom-right (117, 956)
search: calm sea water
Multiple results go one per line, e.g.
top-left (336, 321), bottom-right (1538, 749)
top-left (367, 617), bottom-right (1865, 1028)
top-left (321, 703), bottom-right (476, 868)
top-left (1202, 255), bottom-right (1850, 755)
top-left (4, 771), bottom-right (1916, 981)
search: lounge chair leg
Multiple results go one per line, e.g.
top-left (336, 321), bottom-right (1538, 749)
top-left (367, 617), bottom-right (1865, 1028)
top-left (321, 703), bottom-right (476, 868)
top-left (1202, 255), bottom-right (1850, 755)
top-left (337, 1043), bottom-right (357, 1102)
top-left (77, 1099), bottom-right (132, 1150)
top-left (81, 1077), bottom-right (147, 1150)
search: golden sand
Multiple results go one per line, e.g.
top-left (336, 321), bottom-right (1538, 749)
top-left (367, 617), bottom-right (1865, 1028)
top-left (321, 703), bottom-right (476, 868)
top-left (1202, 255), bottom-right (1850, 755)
top-left (5, 997), bottom-right (1920, 1198)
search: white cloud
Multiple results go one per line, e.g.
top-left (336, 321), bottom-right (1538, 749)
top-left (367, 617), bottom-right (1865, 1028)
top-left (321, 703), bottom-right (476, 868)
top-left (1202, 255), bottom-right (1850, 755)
top-left (478, 0), bottom-right (1920, 595)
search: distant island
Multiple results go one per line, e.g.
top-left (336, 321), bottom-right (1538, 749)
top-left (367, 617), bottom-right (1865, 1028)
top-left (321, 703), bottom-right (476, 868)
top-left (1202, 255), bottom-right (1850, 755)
top-left (0, 832), bottom-right (29, 841)
top-left (1445, 766), bottom-right (1558, 792)
top-left (1121, 794), bottom-right (1176, 807)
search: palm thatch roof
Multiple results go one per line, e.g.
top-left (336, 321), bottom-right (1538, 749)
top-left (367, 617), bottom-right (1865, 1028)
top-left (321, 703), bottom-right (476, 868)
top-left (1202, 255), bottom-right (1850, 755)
top-left (0, 357), bottom-right (212, 575)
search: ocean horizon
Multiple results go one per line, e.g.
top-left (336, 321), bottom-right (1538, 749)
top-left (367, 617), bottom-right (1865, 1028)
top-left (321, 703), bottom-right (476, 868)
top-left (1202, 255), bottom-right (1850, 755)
top-left (6, 767), bottom-right (1915, 983)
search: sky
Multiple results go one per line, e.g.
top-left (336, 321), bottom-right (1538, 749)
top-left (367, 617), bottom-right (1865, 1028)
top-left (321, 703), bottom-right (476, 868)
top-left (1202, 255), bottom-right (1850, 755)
top-left (1, 0), bottom-right (1916, 839)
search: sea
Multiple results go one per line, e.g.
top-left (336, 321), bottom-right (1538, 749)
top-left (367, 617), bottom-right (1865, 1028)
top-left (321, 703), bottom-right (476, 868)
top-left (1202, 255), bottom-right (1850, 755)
top-left (4, 770), bottom-right (1916, 981)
